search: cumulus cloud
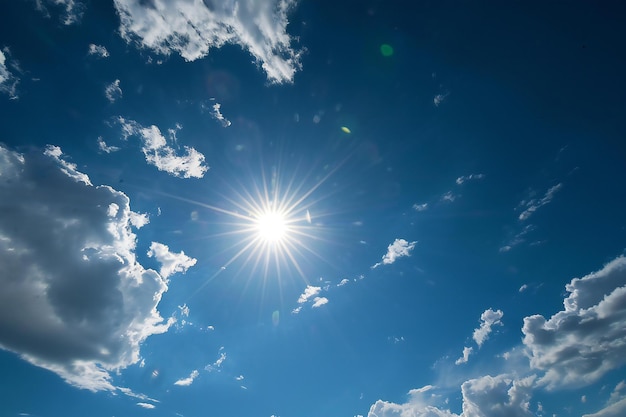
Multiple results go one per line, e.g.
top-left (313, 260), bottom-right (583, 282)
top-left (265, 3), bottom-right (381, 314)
top-left (35, 0), bottom-right (85, 25)
top-left (461, 374), bottom-right (535, 417)
top-left (413, 203), bottom-right (428, 212)
top-left (117, 117), bottom-right (208, 178)
top-left (522, 256), bottom-right (626, 389)
top-left (210, 102), bottom-right (231, 127)
top-left (113, 0), bottom-right (302, 83)
top-left (518, 183), bottom-right (562, 221)
top-left (205, 349), bottom-right (227, 372)
top-left (368, 375), bottom-right (535, 417)
top-left (147, 242), bottom-right (196, 280)
top-left (174, 369), bottom-right (199, 386)
top-left (297, 285), bottom-right (321, 304)
top-left (372, 238), bottom-right (417, 269)
top-left (312, 297), bottom-right (329, 308)
top-left (105, 79), bottom-right (123, 103)
top-left (0, 47), bottom-right (20, 99)
top-left (88, 44), bottom-right (109, 58)
top-left (337, 278), bottom-right (350, 287)
top-left (456, 174), bottom-right (485, 185)
top-left (97, 137), bottom-right (120, 153)
top-left (0, 144), bottom-right (179, 391)
top-left (473, 308), bottom-right (504, 347)
top-left (455, 346), bottom-right (473, 365)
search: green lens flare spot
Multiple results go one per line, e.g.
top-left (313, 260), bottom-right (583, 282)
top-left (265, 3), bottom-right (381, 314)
top-left (341, 126), bottom-right (351, 134)
top-left (380, 44), bottom-right (394, 57)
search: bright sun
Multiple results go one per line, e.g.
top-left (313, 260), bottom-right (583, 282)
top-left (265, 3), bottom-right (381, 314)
top-left (255, 210), bottom-right (288, 243)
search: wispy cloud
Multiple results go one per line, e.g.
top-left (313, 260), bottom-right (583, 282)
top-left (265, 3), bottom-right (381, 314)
top-left (210, 102), bottom-right (231, 127)
top-left (105, 79), bottom-right (123, 103)
top-left (433, 92), bottom-right (449, 107)
top-left (35, 0), bottom-right (85, 25)
top-left (88, 44), bottom-right (109, 58)
top-left (137, 402), bottom-right (156, 409)
top-left (97, 136), bottom-right (120, 153)
top-left (372, 239), bottom-right (417, 269)
top-left (455, 174), bottom-right (485, 185)
top-left (147, 242), bottom-right (197, 281)
top-left (0, 144), bottom-right (177, 391)
top-left (518, 183), bottom-right (562, 221)
top-left (114, 0), bottom-right (302, 83)
top-left (117, 117), bottom-right (208, 178)
top-left (174, 370), bottom-right (199, 386)
top-left (455, 346), bottom-right (473, 365)
top-left (473, 308), bottom-right (503, 347)
top-left (412, 203), bottom-right (428, 212)
top-left (441, 191), bottom-right (458, 203)
top-left (0, 47), bottom-right (20, 99)
top-left (311, 297), bottom-right (329, 308)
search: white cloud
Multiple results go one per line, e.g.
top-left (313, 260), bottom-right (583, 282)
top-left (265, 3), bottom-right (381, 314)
top-left (113, 0), bottom-right (302, 83)
top-left (456, 174), bottom-right (485, 185)
top-left (413, 203), bottom-right (428, 212)
top-left (433, 92), bottom-right (449, 107)
top-left (97, 137), bottom-right (120, 153)
top-left (518, 284), bottom-right (528, 293)
top-left (522, 256), bottom-right (626, 389)
top-left (461, 374), bottom-right (535, 417)
top-left (88, 44), bottom-right (109, 58)
top-left (372, 238), bottom-right (417, 269)
top-left (337, 278), bottom-right (350, 287)
top-left (105, 79), bottom-right (123, 103)
top-left (174, 369), bottom-right (199, 386)
top-left (235, 375), bottom-right (244, 381)
top-left (0, 48), bottom-right (20, 99)
top-left (583, 398), bottom-right (626, 417)
top-left (210, 102), bottom-right (231, 127)
top-left (117, 117), bottom-right (208, 178)
top-left (518, 183), bottom-right (562, 221)
top-left (291, 306), bottom-right (302, 314)
top-left (455, 346), bottom-right (473, 365)
top-left (0, 144), bottom-right (176, 391)
top-left (312, 297), bottom-right (329, 308)
top-left (499, 225), bottom-right (535, 253)
top-left (35, 0), bottom-right (85, 25)
top-left (137, 402), bottom-right (156, 409)
top-left (441, 191), bottom-right (457, 203)
top-left (297, 285), bottom-right (321, 304)
top-left (147, 242), bottom-right (196, 280)
top-left (369, 375), bottom-right (535, 417)
top-left (473, 308), bottom-right (503, 347)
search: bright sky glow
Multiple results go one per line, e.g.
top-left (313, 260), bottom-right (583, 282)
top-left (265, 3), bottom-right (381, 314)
top-left (255, 209), bottom-right (289, 243)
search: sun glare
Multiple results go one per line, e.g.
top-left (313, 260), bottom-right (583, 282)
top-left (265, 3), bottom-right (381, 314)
top-left (255, 210), bottom-right (288, 243)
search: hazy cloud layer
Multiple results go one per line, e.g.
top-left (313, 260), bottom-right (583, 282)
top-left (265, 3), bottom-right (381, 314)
top-left (113, 0), bottom-right (302, 83)
top-left (118, 117), bottom-right (208, 178)
top-left (372, 238), bottom-right (417, 269)
top-left (0, 144), bottom-right (178, 391)
top-left (523, 256), bottom-right (626, 389)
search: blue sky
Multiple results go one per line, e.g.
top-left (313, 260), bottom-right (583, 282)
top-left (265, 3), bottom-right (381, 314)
top-left (1, 1), bottom-right (626, 416)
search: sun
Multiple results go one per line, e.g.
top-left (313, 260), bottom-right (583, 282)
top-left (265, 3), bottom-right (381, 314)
top-left (255, 209), bottom-right (289, 243)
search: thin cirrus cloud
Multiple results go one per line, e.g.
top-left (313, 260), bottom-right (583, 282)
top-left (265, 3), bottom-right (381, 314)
top-left (456, 173), bottom-right (485, 185)
top-left (105, 79), bottom-right (123, 103)
top-left (117, 117), bottom-right (208, 178)
top-left (34, 0), bottom-right (85, 25)
top-left (0, 144), bottom-right (196, 391)
top-left (0, 47), bottom-right (20, 99)
top-left (518, 183), bottom-right (562, 221)
top-left (369, 255), bottom-right (626, 416)
top-left (372, 238), bottom-right (417, 269)
top-left (113, 0), bottom-right (303, 84)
